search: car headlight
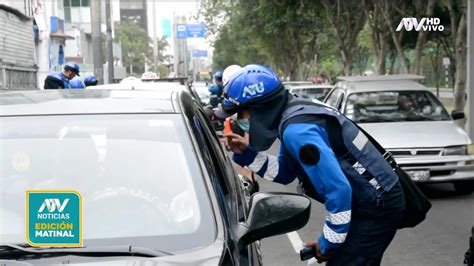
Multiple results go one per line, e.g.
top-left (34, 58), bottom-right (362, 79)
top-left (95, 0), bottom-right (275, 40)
top-left (443, 145), bottom-right (468, 156)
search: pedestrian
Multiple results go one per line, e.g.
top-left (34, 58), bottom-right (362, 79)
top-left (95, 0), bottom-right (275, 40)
top-left (215, 64), bottom-right (406, 265)
top-left (208, 71), bottom-right (224, 107)
top-left (69, 78), bottom-right (85, 89)
top-left (83, 74), bottom-right (98, 87)
top-left (44, 62), bottom-right (80, 89)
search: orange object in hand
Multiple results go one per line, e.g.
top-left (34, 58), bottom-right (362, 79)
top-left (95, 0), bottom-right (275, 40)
top-left (224, 118), bottom-right (233, 135)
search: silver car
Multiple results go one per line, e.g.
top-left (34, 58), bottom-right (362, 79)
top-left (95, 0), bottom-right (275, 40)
top-left (324, 75), bottom-right (474, 194)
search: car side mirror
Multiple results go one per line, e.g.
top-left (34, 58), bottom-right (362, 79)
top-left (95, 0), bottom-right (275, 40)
top-left (451, 110), bottom-right (465, 120)
top-left (235, 192), bottom-right (311, 248)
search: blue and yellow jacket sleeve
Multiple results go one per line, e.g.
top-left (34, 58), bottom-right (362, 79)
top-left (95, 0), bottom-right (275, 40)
top-left (282, 123), bottom-right (352, 255)
top-left (231, 123), bottom-right (352, 255)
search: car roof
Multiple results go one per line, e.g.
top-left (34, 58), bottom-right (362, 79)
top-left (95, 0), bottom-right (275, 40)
top-left (89, 82), bottom-right (186, 91)
top-left (337, 74), bottom-right (425, 82)
top-left (0, 89), bottom-right (179, 116)
top-left (290, 85), bottom-right (333, 90)
top-left (337, 79), bottom-right (428, 94)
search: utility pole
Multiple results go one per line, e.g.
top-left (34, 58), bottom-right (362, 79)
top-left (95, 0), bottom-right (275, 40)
top-left (105, 0), bottom-right (114, 84)
top-left (90, 0), bottom-right (103, 84)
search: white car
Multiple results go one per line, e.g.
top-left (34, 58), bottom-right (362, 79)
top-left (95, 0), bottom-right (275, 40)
top-left (324, 75), bottom-right (474, 193)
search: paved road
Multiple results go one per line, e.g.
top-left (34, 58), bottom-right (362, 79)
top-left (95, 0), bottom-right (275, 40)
top-left (257, 140), bottom-right (474, 266)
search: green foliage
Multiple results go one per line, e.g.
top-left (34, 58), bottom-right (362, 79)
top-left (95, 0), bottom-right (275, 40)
top-left (114, 21), bottom-right (152, 74)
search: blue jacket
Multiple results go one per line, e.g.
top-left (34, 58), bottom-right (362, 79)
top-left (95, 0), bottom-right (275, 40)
top-left (44, 72), bottom-right (70, 89)
top-left (208, 83), bottom-right (224, 97)
top-left (233, 124), bottom-right (351, 255)
top-left (233, 99), bottom-right (400, 255)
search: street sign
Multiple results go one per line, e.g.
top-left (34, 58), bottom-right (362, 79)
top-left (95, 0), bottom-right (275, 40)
top-left (443, 57), bottom-right (450, 66)
top-left (192, 50), bottom-right (208, 57)
top-left (176, 24), bottom-right (186, 39)
top-left (185, 24), bottom-right (205, 38)
top-left (162, 19), bottom-right (171, 37)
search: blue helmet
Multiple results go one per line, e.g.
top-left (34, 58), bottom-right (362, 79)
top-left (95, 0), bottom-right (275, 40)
top-left (64, 62), bottom-right (80, 76)
top-left (84, 74), bottom-right (98, 86)
top-left (214, 71), bottom-right (223, 79)
top-left (69, 78), bottom-right (85, 89)
top-left (215, 64), bottom-right (282, 119)
top-left (224, 64), bottom-right (281, 106)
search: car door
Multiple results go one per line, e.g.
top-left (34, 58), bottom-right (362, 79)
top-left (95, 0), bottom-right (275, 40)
top-left (191, 103), bottom-right (259, 265)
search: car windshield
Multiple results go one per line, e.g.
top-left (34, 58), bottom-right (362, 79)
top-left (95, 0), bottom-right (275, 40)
top-left (291, 87), bottom-right (331, 101)
top-left (0, 114), bottom-right (214, 253)
top-left (345, 90), bottom-right (451, 123)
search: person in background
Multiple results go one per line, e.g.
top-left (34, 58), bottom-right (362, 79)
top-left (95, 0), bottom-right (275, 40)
top-left (44, 62), bottom-right (80, 89)
top-left (69, 78), bottom-right (85, 89)
top-left (208, 71), bottom-right (224, 107)
top-left (84, 74), bottom-right (99, 87)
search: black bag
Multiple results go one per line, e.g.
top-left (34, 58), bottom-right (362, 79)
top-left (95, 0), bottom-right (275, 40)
top-left (354, 124), bottom-right (432, 229)
top-left (394, 166), bottom-right (432, 228)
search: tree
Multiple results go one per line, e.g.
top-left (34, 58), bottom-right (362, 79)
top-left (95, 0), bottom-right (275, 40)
top-left (362, 0), bottom-right (390, 74)
top-left (321, 0), bottom-right (367, 75)
top-left (445, 0), bottom-right (467, 111)
top-left (212, 12), bottom-right (269, 70)
top-left (234, 0), bottom-right (323, 80)
top-left (114, 21), bottom-right (152, 74)
top-left (412, 0), bottom-right (436, 75)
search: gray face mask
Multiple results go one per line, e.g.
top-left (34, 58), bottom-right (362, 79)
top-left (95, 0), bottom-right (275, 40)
top-left (236, 119), bottom-right (250, 133)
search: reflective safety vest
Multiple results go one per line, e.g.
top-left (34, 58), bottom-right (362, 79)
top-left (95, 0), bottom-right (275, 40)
top-left (48, 72), bottom-right (71, 89)
top-left (279, 98), bottom-right (399, 204)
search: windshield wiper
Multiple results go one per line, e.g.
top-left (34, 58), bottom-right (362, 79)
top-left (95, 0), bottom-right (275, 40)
top-left (0, 244), bottom-right (171, 260)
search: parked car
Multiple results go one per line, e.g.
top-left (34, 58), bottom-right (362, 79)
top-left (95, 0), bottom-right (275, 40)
top-left (288, 84), bottom-right (333, 101)
top-left (324, 75), bottom-right (474, 193)
top-left (0, 89), bottom-right (311, 265)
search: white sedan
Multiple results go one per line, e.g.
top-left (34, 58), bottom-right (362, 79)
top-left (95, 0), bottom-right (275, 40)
top-left (324, 75), bottom-right (474, 194)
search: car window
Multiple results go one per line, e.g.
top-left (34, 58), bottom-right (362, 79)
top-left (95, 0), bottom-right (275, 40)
top-left (325, 88), bottom-right (344, 108)
top-left (0, 114), bottom-right (215, 253)
top-left (344, 90), bottom-right (451, 123)
top-left (291, 87), bottom-right (332, 101)
top-left (194, 106), bottom-right (248, 222)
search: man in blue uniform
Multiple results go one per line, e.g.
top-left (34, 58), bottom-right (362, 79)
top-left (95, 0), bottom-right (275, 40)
top-left (83, 74), bottom-right (99, 87)
top-left (69, 78), bottom-right (85, 89)
top-left (208, 71), bottom-right (224, 107)
top-left (215, 64), bottom-right (405, 265)
top-left (44, 62), bottom-right (80, 89)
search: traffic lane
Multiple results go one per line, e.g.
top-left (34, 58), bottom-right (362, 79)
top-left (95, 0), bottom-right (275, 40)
top-left (257, 140), bottom-right (474, 265)
top-left (383, 183), bottom-right (474, 266)
top-left (259, 140), bottom-right (326, 265)
top-left (258, 178), bottom-right (326, 266)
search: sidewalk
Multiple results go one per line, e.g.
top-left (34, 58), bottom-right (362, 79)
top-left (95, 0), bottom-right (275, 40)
top-left (428, 87), bottom-right (453, 99)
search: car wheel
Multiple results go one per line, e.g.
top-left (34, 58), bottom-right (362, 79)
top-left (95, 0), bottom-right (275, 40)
top-left (453, 181), bottom-right (474, 195)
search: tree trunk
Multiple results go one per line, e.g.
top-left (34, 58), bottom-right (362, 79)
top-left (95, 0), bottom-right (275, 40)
top-left (453, 13), bottom-right (467, 111)
top-left (340, 49), bottom-right (353, 76)
top-left (377, 0), bottom-right (410, 73)
top-left (374, 41), bottom-right (387, 75)
top-left (413, 0), bottom-right (435, 75)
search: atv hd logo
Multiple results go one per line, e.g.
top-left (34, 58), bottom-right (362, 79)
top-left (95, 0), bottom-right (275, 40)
top-left (26, 190), bottom-right (82, 246)
top-left (396, 18), bottom-right (444, 32)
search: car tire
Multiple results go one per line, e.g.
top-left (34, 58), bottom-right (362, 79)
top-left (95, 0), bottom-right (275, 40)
top-left (453, 181), bottom-right (474, 195)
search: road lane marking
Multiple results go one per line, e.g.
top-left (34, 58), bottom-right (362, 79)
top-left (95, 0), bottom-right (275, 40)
top-left (286, 231), bottom-right (303, 253)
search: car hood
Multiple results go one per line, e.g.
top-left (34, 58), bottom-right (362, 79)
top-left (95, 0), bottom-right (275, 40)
top-left (2, 240), bottom-right (224, 266)
top-left (359, 121), bottom-right (471, 149)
